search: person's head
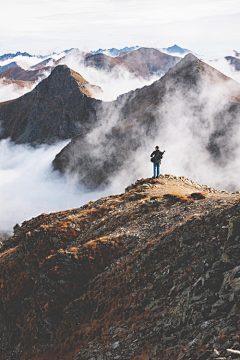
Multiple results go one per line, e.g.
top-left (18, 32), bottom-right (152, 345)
top-left (155, 146), bottom-right (159, 150)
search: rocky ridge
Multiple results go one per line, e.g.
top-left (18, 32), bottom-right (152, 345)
top-left (1, 176), bottom-right (240, 359)
top-left (0, 65), bottom-right (101, 144)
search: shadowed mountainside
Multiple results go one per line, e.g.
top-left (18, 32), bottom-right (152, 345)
top-left (0, 65), bottom-right (101, 144)
top-left (1, 176), bottom-right (240, 359)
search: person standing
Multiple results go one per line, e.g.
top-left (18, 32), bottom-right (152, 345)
top-left (150, 146), bottom-right (165, 178)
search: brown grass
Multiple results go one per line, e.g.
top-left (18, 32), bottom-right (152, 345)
top-left (190, 192), bottom-right (207, 200)
top-left (163, 193), bottom-right (194, 203)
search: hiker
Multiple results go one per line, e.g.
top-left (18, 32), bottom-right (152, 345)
top-left (150, 146), bottom-right (165, 178)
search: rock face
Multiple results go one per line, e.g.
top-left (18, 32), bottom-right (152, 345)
top-left (53, 54), bottom-right (240, 189)
top-left (0, 65), bottom-right (101, 144)
top-left (1, 176), bottom-right (240, 359)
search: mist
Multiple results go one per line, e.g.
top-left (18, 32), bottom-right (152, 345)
top-left (66, 55), bottom-right (240, 194)
top-left (0, 139), bottom-right (121, 235)
top-left (58, 52), bottom-right (160, 101)
top-left (0, 79), bottom-right (36, 102)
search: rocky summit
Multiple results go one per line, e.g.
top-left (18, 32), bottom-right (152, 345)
top-left (0, 65), bottom-right (101, 144)
top-left (1, 176), bottom-right (240, 359)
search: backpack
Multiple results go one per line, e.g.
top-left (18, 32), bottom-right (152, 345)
top-left (151, 150), bottom-right (164, 162)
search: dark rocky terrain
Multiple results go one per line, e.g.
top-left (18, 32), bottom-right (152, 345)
top-left (1, 175), bottom-right (240, 359)
top-left (0, 65), bottom-right (101, 144)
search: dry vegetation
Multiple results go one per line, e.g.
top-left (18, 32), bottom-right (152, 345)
top-left (0, 175), bottom-right (240, 359)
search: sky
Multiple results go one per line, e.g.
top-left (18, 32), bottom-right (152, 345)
top-left (1, 0), bottom-right (240, 56)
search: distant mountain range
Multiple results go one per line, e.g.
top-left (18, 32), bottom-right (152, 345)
top-left (0, 47), bottom-right (181, 82)
top-left (90, 46), bottom-right (140, 56)
top-left (0, 65), bottom-right (52, 82)
top-left (162, 44), bottom-right (192, 55)
top-left (83, 47), bottom-right (180, 78)
top-left (0, 45), bottom-right (190, 63)
top-left (0, 51), bottom-right (32, 61)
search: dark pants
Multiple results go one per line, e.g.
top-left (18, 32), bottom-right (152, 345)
top-left (153, 160), bottom-right (161, 178)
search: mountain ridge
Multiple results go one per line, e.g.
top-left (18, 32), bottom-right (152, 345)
top-left (1, 175), bottom-right (240, 359)
top-left (0, 65), bottom-right (101, 144)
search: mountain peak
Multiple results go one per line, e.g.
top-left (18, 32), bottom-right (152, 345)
top-left (163, 44), bottom-right (191, 55)
top-left (42, 64), bottom-right (98, 98)
top-left (0, 64), bottom-right (101, 144)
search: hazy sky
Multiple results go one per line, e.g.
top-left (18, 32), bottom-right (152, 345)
top-left (1, 0), bottom-right (240, 56)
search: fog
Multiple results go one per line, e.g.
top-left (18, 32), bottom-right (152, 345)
top-left (67, 54), bottom-right (240, 195)
top-left (58, 52), bottom-right (161, 101)
top-left (0, 79), bottom-right (36, 102)
top-left (0, 139), bottom-right (121, 235)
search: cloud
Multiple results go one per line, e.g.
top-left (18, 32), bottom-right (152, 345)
top-left (0, 79), bottom-right (35, 102)
top-left (58, 52), bottom-right (160, 101)
top-left (0, 139), bottom-right (114, 234)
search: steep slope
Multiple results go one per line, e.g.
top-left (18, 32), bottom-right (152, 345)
top-left (1, 176), bottom-right (240, 359)
top-left (53, 54), bottom-right (240, 189)
top-left (0, 65), bottom-right (101, 144)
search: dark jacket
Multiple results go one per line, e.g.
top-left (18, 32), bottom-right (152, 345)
top-left (151, 150), bottom-right (164, 163)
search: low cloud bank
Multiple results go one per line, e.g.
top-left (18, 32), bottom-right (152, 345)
top-left (0, 139), bottom-right (117, 234)
top-left (0, 79), bottom-right (35, 102)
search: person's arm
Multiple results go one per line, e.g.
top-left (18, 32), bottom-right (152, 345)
top-left (150, 151), bottom-right (155, 157)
